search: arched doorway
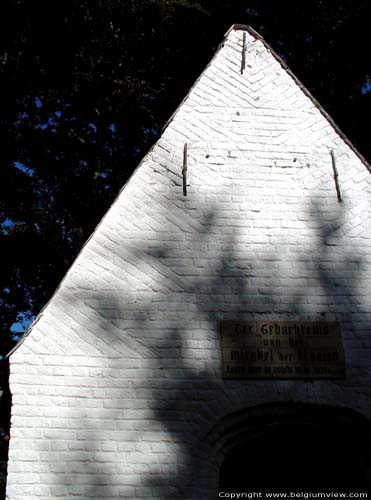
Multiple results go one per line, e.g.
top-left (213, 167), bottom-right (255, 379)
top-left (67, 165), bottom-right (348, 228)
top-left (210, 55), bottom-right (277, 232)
top-left (220, 425), bottom-right (366, 492)
top-left (214, 403), bottom-right (371, 494)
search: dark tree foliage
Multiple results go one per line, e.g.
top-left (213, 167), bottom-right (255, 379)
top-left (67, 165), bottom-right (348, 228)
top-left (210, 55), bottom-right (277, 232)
top-left (0, 0), bottom-right (370, 358)
top-left (246, 0), bottom-right (371, 158)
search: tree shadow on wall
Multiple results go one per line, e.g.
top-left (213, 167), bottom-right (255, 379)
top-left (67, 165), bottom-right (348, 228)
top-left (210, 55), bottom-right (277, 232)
top-left (52, 197), bottom-right (371, 499)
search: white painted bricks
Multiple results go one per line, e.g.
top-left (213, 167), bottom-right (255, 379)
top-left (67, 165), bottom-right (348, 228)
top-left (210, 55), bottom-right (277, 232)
top-left (7, 26), bottom-right (371, 499)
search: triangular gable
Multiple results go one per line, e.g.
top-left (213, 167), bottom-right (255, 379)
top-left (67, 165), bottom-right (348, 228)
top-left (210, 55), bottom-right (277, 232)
top-left (8, 24), bottom-right (371, 361)
top-left (7, 23), bottom-right (371, 500)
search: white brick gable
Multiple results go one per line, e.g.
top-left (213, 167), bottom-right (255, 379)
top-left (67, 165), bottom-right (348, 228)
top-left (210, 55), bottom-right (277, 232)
top-left (6, 25), bottom-right (371, 500)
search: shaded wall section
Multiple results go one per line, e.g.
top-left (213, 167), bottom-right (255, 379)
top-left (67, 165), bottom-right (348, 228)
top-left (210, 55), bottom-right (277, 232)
top-left (6, 26), bottom-right (371, 500)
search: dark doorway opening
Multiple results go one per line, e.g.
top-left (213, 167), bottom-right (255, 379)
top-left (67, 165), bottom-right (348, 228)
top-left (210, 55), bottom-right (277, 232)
top-left (219, 410), bottom-right (368, 493)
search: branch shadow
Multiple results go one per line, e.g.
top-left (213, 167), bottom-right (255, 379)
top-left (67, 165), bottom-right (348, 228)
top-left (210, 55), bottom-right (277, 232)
top-left (45, 194), bottom-right (371, 499)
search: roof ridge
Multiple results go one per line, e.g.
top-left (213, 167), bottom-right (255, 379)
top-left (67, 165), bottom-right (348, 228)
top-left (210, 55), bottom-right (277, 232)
top-left (226, 24), bottom-right (371, 174)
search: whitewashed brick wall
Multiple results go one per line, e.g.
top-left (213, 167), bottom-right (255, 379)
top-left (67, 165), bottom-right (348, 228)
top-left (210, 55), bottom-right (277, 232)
top-left (7, 25), bottom-right (371, 500)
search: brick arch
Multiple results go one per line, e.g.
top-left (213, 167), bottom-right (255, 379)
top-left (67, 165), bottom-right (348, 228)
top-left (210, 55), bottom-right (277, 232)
top-left (193, 402), bottom-right (371, 500)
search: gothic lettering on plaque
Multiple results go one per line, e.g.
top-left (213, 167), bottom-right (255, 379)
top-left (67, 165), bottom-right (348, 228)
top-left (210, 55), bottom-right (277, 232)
top-left (220, 320), bottom-right (345, 379)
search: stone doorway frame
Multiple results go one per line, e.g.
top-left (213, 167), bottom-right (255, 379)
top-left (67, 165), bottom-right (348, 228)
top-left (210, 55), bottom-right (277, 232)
top-left (193, 402), bottom-right (371, 500)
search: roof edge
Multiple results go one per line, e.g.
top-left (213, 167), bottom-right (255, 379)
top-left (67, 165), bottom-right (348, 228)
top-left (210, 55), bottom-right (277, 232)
top-left (6, 23), bottom-right (371, 361)
top-left (228, 24), bottom-right (371, 174)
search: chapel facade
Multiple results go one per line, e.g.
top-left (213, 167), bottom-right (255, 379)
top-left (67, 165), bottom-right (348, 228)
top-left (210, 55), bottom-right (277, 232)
top-left (6, 25), bottom-right (371, 500)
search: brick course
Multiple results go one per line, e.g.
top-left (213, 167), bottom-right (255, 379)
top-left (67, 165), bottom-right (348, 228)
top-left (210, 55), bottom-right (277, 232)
top-left (6, 25), bottom-right (371, 499)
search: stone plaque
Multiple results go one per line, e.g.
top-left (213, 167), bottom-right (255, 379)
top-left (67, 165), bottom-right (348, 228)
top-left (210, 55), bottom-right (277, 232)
top-left (221, 320), bottom-right (345, 379)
